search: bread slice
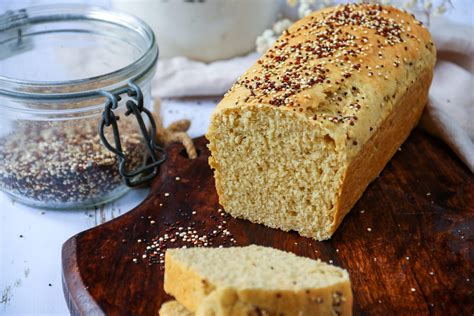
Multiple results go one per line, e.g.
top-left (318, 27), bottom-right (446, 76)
top-left (164, 245), bottom-right (352, 315)
top-left (206, 3), bottom-right (436, 240)
top-left (160, 300), bottom-right (193, 316)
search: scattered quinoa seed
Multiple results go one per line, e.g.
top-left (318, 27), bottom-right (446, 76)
top-left (136, 208), bottom-right (236, 269)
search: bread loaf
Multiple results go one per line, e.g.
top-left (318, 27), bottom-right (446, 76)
top-left (206, 3), bottom-right (436, 240)
top-left (164, 245), bottom-right (352, 315)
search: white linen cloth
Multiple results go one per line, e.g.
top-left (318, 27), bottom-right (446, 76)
top-left (419, 19), bottom-right (474, 172)
top-left (152, 19), bottom-right (474, 172)
top-left (153, 52), bottom-right (259, 98)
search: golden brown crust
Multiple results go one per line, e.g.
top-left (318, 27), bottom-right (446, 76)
top-left (213, 3), bottom-right (435, 155)
top-left (331, 68), bottom-right (433, 235)
top-left (196, 284), bottom-right (353, 316)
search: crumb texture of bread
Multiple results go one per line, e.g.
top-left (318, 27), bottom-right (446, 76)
top-left (206, 3), bottom-right (436, 240)
top-left (164, 245), bottom-right (352, 316)
top-left (160, 300), bottom-right (194, 316)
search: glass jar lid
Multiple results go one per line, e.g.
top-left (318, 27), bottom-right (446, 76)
top-left (0, 4), bottom-right (158, 98)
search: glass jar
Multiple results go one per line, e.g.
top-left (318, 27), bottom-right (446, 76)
top-left (0, 5), bottom-right (161, 209)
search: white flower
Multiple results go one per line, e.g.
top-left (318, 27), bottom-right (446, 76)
top-left (298, 3), bottom-right (312, 18)
top-left (261, 29), bottom-right (275, 39)
top-left (403, 0), bottom-right (418, 9)
top-left (287, 0), bottom-right (298, 7)
top-left (435, 3), bottom-right (447, 15)
top-left (273, 19), bottom-right (293, 34)
top-left (424, 0), bottom-right (433, 10)
top-left (256, 29), bottom-right (277, 54)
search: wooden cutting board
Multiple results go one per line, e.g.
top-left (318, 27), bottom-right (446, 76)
top-left (62, 129), bottom-right (473, 316)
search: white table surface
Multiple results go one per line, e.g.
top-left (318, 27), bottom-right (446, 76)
top-left (0, 98), bottom-right (218, 316)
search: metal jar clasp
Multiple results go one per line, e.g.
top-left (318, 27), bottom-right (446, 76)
top-left (98, 81), bottom-right (166, 187)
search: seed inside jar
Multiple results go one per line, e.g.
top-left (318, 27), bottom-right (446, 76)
top-left (0, 117), bottom-right (146, 207)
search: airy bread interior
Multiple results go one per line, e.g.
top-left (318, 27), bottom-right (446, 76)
top-left (208, 106), bottom-right (344, 240)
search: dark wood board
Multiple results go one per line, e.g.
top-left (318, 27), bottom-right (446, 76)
top-left (62, 129), bottom-right (474, 316)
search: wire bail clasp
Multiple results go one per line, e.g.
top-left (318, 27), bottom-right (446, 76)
top-left (98, 81), bottom-right (166, 187)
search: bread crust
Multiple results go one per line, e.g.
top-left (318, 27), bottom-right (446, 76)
top-left (196, 285), bottom-right (352, 316)
top-left (331, 68), bottom-right (433, 236)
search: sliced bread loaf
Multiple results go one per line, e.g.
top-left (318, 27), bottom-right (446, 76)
top-left (164, 245), bottom-right (352, 315)
top-left (206, 3), bottom-right (436, 240)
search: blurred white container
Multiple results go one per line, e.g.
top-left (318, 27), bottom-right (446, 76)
top-left (112, 0), bottom-right (281, 62)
